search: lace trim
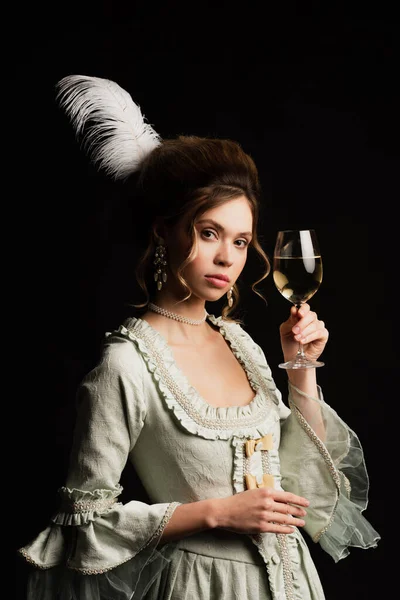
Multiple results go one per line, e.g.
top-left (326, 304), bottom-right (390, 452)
top-left (225, 327), bottom-right (277, 405)
top-left (62, 497), bottom-right (117, 514)
top-left (18, 538), bottom-right (148, 576)
top-left (127, 326), bottom-right (274, 433)
top-left (341, 471), bottom-right (352, 497)
top-left (145, 501), bottom-right (181, 548)
top-left (18, 548), bottom-right (54, 570)
top-left (276, 534), bottom-right (296, 600)
top-left (71, 502), bottom-right (180, 575)
top-left (234, 435), bottom-right (296, 600)
top-left (19, 502), bottom-right (181, 575)
top-left (290, 402), bottom-right (341, 490)
top-left (258, 444), bottom-right (296, 599)
top-left (289, 402), bottom-right (342, 543)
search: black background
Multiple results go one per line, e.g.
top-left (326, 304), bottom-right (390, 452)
top-left (13, 1), bottom-right (394, 597)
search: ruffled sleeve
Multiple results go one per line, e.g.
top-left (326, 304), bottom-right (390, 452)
top-left (279, 381), bottom-right (380, 562)
top-left (199, 319), bottom-right (380, 564)
top-left (242, 337), bottom-right (380, 562)
top-left (18, 333), bottom-right (181, 594)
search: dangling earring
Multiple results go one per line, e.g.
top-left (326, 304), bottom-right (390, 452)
top-left (227, 287), bottom-right (233, 307)
top-left (153, 243), bottom-right (167, 290)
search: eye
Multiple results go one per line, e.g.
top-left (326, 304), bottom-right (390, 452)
top-left (202, 229), bottom-right (217, 240)
top-left (201, 229), bottom-right (249, 248)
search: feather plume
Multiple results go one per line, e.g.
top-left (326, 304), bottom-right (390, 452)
top-left (56, 75), bottom-right (162, 180)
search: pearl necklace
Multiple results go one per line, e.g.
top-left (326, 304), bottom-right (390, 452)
top-left (148, 302), bottom-right (208, 325)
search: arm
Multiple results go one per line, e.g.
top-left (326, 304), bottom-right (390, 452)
top-left (276, 304), bottom-right (380, 561)
top-left (160, 488), bottom-right (309, 543)
top-left (286, 369), bottom-right (325, 441)
top-left (19, 334), bottom-right (180, 576)
top-left (280, 303), bottom-right (328, 440)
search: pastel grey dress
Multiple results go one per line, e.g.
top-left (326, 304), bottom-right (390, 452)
top-left (19, 314), bottom-right (380, 600)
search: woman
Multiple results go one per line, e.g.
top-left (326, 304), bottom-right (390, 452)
top-left (18, 75), bottom-right (380, 600)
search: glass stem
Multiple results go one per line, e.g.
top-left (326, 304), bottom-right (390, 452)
top-left (295, 303), bottom-right (306, 359)
top-left (297, 341), bottom-right (306, 359)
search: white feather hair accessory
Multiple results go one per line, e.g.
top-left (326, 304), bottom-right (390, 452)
top-left (56, 75), bottom-right (162, 180)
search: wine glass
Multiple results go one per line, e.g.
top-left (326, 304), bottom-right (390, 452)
top-left (273, 229), bottom-right (324, 369)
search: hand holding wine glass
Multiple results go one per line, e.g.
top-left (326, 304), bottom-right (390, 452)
top-left (273, 229), bottom-right (324, 369)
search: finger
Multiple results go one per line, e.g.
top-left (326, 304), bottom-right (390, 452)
top-left (297, 304), bottom-right (310, 318)
top-left (296, 309), bottom-right (317, 329)
top-left (298, 321), bottom-right (328, 345)
top-left (286, 305), bottom-right (300, 327)
top-left (293, 315), bottom-right (324, 341)
top-left (270, 501), bottom-right (307, 517)
top-left (261, 523), bottom-right (296, 534)
top-left (291, 305), bottom-right (309, 324)
top-left (257, 524), bottom-right (296, 535)
top-left (270, 490), bottom-right (310, 507)
top-left (265, 511), bottom-right (306, 527)
top-left (291, 311), bottom-right (315, 337)
top-left (294, 326), bottom-right (318, 344)
top-left (298, 331), bottom-right (327, 347)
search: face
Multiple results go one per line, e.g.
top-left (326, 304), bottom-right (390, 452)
top-left (164, 195), bottom-right (253, 302)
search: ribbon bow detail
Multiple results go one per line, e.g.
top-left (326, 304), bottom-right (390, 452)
top-left (245, 434), bottom-right (275, 490)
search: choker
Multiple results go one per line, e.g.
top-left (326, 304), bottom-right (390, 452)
top-left (148, 302), bottom-right (208, 326)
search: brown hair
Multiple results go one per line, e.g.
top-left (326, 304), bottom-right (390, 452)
top-left (132, 135), bottom-right (270, 321)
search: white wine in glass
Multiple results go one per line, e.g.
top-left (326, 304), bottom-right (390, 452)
top-left (273, 229), bottom-right (324, 369)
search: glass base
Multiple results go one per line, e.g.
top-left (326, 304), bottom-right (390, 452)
top-left (278, 357), bottom-right (325, 370)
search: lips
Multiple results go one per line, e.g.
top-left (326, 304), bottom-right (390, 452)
top-left (205, 274), bottom-right (230, 289)
top-left (205, 274), bottom-right (230, 282)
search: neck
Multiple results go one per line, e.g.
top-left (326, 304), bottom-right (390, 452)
top-left (148, 302), bottom-right (207, 326)
top-left (151, 293), bottom-right (207, 322)
top-left (143, 295), bottom-right (213, 345)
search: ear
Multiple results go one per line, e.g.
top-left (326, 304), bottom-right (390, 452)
top-left (152, 217), bottom-right (166, 245)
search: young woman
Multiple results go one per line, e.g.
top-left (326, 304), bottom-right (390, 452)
top-left (18, 75), bottom-right (380, 600)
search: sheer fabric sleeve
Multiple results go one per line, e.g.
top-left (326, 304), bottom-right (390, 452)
top-left (18, 334), bottom-right (180, 598)
top-left (279, 381), bottom-right (380, 562)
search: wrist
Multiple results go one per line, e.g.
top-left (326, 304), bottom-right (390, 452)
top-left (206, 497), bottom-right (226, 529)
top-left (287, 368), bottom-right (317, 390)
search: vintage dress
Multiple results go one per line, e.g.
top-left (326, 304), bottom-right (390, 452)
top-left (19, 314), bottom-right (380, 600)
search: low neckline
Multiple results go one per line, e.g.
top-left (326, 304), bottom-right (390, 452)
top-left (136, 315), bottom-right (262, 412)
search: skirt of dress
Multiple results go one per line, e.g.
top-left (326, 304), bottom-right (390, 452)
top-left (143, 548), bottom-right (272, 600)
top-left (25, 531), bottom-right (325, 600)
top-left (141, 529), bottom-right (325, 600)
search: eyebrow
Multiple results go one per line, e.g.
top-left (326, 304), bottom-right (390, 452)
top-left (196, 219), bottom-right (253, 238)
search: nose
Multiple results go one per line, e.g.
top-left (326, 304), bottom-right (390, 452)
top-left (214, 242), bottom-right (234, 267)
